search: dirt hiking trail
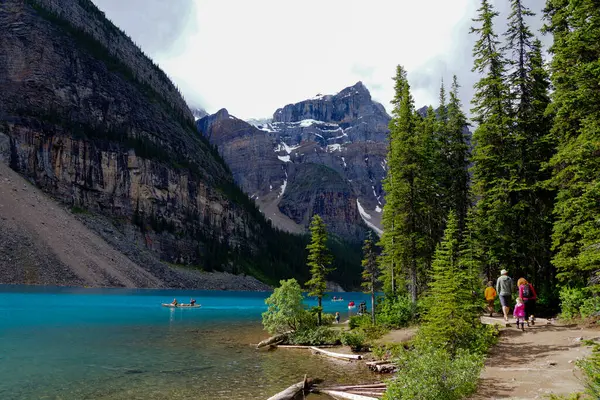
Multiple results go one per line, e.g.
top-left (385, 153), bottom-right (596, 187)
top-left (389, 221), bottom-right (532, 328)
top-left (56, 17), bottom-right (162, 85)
top-left (472, 317), bottom-right (600, 399)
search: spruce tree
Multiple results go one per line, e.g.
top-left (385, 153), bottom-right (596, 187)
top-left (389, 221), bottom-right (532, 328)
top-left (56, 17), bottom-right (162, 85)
top-left (418, 211), bottom-right (479, 352)
top-left (361, 231), bottom-right (379, 324)
top-left (380, 65), bottom-right (434, 303)
top-left (502, 1), bottom-right (555, 296)
top-left (445, 76), bottom-right (471, 235)
top-left (504, 0), bottom-right (535, 113)
top-left (470, 0), bottom-right (514, 279)
top-left (379, 65), bottom-right (409, 296)
top-left (544, 1), bottom-right (600, 286)
top-left (305, 214), bottom-right (333, 325)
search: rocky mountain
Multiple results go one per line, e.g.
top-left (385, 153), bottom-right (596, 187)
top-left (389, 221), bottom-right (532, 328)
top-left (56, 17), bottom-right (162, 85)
top-left (0, 0), bottom-right (317, 287)
top-left (197, 82), bottom-right (389, 241)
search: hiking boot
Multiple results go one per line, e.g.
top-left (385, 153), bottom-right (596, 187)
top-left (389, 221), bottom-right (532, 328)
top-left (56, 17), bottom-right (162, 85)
top-left (530, 315), bottom-right (535, 326)
top-left (521, 323), bottom-right (525, 331)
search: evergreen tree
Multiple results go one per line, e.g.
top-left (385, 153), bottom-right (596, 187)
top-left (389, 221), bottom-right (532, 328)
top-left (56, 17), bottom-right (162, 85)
top-left (380, 65), bottom-right (434, 303)
top-left (503, 1), bottom-right (555, 297)
top-left (305, 214), bottom-right (333, 325)
top-left (418, 211), bottom-right (480, 352)
top-left (445, 76), bottom-right (471, 235)
top-left (544, 0), bottom-right (600, 286)
top-left (379, 65), bottom-right (408, 296)
top-left (469, 0), bottom-right (514, 279)
top-left (504, 0), bottom-right (535, 113)
top-left (361, 231), bottom-right (379, 323)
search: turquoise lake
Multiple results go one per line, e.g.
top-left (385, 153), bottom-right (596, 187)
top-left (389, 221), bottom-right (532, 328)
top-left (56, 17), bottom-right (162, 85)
top-left (0, 285), bottom-right (377, 399)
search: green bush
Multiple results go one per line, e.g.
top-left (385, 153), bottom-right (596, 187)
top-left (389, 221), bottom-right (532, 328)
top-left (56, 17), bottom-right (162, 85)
top-left (262, 279), bottom-right (313, 334)
top-left (375, 295), bottom-right (419, 328)
top-left (560, 287), bottom-right (587, 319)
top-left (341, 331), bottom-right (367, 352)
top-left (383, 347), bottom-right (483, 400)
top-left (578, 344), bottom-right (600, 398)
top-left (349, 314), bottom-right (371, 330)
top-left (580, 297), bottom-right (600, 320)
top-left (289, 326), bottom-right (341, 346)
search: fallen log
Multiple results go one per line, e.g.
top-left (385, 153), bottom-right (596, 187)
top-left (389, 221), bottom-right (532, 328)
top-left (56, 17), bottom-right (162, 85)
top-left (368, 363), bottom-right (397, 373)
top-left (310, 346), bottom-right (362, 360)
top-left (266, 376), bottom-right (313, 400)
top-left (318, 389), bottom-right (379, 400)
top-left (257, 332), bottom-right (290, 349)
top-left (276, 345), bottom-right (338, 349)
top-left (327, 383), bottom-right (386, 391)
top-left (365, 360), bottom-right (390, 367)
top-left (347, 391), bottom-right (385, 397)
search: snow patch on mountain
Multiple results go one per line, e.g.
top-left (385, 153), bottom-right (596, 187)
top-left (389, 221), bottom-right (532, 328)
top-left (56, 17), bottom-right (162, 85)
top-left (278, 179), bottom-right (287, 198)
top-left (357, 200), bottom-right (383, 236)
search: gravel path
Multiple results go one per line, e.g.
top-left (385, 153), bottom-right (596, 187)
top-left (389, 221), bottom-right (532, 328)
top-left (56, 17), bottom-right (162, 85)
top-left (471, 317), bottom-right (600, 399)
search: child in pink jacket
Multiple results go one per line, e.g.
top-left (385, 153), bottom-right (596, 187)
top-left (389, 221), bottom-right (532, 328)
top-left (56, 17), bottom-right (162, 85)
top-left (514, 297), bottom-right (526, 331)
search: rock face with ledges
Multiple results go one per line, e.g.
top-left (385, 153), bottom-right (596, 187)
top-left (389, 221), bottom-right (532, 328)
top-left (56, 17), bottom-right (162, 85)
top-left (198, 82), bottom-right (390, 241)
top-left (0, 0), bottom-right (282, 278)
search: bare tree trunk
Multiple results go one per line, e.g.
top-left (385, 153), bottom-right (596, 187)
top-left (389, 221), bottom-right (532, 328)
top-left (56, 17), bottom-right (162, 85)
top-left (410, 256), bottom-right (417, 304)
top-left (318, 295), bottom-right (322, 325)
top-left (370, 284), bottom-right (375, 324)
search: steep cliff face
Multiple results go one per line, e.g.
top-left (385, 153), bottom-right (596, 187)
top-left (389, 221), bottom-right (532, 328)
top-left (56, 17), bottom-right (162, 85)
top-left (198, 82), bottom-right (389, 240)
top-left (0, 0), bottom-right (306, 284)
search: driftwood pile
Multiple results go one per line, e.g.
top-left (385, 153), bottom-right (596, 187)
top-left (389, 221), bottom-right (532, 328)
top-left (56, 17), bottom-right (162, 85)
top-left (365, 360), bottom-right (397, 373)
top-left (314, 382), bottom-right (387, 399)
top-left (266, 380), bottom-right (386, 400)
top-left (266, 375), bottom-right (314, 400)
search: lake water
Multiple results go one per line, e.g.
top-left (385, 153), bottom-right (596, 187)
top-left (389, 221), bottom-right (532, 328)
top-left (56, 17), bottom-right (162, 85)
top-left (0, 285), bottom-right (377, 400)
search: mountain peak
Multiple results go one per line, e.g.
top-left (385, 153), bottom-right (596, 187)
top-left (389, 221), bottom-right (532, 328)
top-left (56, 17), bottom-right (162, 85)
top-left (273, 82), bottom-right (384, 124)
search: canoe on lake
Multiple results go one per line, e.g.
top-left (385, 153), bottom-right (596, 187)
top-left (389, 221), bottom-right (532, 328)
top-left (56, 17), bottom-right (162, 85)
top-left (162, 303), bottom-right (201, 308)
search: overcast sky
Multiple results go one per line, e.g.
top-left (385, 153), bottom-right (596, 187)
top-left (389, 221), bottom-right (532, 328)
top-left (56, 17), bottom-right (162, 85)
top-left (92, 0), bottom-right (548, 120)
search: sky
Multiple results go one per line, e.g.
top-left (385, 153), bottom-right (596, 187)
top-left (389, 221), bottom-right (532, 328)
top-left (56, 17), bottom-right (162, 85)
top-left (92, 0), bottom-right (549, 120)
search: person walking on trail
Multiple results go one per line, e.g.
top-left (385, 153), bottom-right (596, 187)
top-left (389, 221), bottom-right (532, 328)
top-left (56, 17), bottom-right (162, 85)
top-left (484, 281), bottom-right (497, 317)
top-left (496, 269), bottom-right (514, 322)
top-left (513, 297), bottom-right (526, 331)
top-left (517, 278), bottom-right (538, 326)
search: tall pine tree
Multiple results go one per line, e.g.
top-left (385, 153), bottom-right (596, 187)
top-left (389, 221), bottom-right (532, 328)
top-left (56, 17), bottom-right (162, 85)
top-left (379, 65), bottom-right (407, 295)
top-left (502, 0), bottom-right (555, 299)
top-left (470, 0), bottom-right (514, 279)
top-left (305, 214), bottom-right (333, 325)
top-left (361, 231), bottom-right (379, 324)
top-left (445, 76), bottom-right (471, 236)
top-left (379, 65), bottom-right (433, 303)
top-left (544, 0), bottom-right (600, 286)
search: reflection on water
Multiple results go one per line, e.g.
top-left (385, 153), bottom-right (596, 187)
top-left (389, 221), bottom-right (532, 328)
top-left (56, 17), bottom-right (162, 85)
top-left (0, 286), bottom-right (379, 399)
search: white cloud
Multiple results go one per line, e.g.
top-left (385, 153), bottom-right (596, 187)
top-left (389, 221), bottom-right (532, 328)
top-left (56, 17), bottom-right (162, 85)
top-left (94, 0), bottom-right (550, 120)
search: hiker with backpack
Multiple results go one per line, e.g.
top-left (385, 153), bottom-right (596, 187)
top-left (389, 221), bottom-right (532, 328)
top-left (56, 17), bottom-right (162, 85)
top-left (496, 269), bottom-right (514, 322)
top-left (517, 278), bottom-right (538, 326)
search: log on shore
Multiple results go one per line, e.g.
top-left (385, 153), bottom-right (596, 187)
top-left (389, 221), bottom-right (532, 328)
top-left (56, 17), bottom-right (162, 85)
top-left (266, 377), bottom-right (313, 400)
top-left (318, 389), bottom-right (379, 400)
top-left (367, 363), bottom-right (397, 373)
top-left (346, 391), bottom-right (385, 397)
top-left (327, 383), bottom-right (386, 391)
top-left (276, 345), bottom-right (338, 349)
top-left (365, 361), bottom-right (390, 367)
top-left (256, 332), bottom-right (290, 349)
top-left (310, 346), bottom-right (362, 360)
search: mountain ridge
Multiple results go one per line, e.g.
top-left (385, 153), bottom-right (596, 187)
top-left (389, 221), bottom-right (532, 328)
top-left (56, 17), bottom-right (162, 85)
top-left (0, 0), bottom-right (320, 287)
top-left (197, 81), bottom-right (390, 241)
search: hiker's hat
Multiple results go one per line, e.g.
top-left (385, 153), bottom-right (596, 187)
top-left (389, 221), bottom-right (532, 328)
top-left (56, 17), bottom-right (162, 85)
top-left (500, 269), bottom-right (508, 275)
